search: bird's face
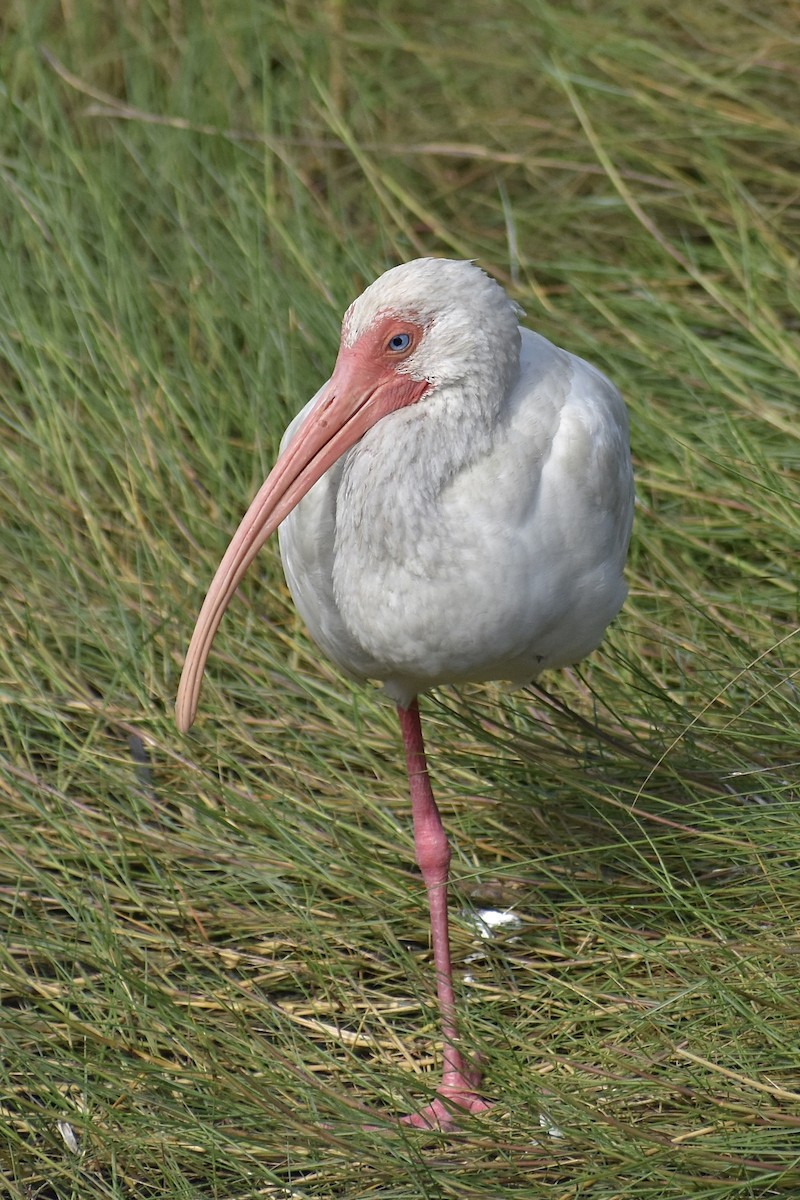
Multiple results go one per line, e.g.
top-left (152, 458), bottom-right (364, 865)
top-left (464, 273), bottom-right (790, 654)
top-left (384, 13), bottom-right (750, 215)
top-left (175, 309), bottom-right (431, 732)
top-left (342, 257), bottom-right (522, 394)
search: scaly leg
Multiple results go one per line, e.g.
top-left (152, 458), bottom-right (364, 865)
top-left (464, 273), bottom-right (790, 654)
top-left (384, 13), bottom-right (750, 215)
top-left (396, 699), bottom-right (491, 1129)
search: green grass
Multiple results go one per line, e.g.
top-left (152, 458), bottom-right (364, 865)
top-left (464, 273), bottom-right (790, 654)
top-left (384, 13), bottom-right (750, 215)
top-left (1, 0), bottom-right (798, 1195)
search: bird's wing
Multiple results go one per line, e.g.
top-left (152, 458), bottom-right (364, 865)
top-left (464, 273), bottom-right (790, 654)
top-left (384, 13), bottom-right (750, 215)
top-left (434, 328), bottom-right (634, 676)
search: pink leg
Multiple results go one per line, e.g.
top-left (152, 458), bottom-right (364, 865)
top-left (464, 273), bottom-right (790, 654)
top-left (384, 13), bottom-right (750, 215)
top-left (396, 699), bottom-right (491, 1129)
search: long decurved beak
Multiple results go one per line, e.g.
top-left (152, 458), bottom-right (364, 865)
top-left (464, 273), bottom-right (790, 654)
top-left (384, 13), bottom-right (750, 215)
top-left (176, 349), bottom-right (427, 732)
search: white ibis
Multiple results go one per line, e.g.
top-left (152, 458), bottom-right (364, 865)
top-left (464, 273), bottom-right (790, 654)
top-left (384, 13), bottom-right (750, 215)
top-left (176, 258), bottom-right (634, 1129)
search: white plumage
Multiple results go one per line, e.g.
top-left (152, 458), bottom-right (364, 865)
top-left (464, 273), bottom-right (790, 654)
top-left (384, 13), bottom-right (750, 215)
top-left (279, 264), bottom-right (631, 703)
top-left (177, 257), bottom-right (634, 1129)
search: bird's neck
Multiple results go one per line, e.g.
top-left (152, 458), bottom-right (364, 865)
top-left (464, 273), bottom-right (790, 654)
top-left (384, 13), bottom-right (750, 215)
top-left (333, 368), bottom-right (516, 571)
top-left (370, 371), bottom-right (507, 487)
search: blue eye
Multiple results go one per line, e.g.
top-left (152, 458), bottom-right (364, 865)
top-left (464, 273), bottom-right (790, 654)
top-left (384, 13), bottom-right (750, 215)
top-left (387, 332), bottom-right (411, 352)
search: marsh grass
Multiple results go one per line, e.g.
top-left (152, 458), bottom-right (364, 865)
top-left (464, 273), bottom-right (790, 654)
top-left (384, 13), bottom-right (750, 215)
top-left (1, 1), bottom-right (798, 1195)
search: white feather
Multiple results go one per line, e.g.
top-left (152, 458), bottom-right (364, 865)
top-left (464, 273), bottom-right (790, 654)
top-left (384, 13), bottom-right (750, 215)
top-left (278, 259), bottom-right (633, 706)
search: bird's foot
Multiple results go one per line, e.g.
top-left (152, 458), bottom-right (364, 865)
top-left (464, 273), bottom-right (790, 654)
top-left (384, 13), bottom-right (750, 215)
top-left (401, 1091), bottom-right (492, 1131)
top-left (400, 1054), bottom-right (492, 1130)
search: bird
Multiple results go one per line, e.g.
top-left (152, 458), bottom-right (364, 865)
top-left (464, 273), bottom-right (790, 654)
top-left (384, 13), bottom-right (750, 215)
top-left (176, 257), bottom-right (634, 1130)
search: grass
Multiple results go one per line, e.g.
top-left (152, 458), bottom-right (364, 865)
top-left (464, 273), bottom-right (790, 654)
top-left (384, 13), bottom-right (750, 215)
top-left (1, 0), bottom-right (798, 1195)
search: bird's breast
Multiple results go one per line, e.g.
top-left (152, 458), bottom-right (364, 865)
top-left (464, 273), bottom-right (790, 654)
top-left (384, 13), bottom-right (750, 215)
top-left (279, 332), bottom-right (633, 700)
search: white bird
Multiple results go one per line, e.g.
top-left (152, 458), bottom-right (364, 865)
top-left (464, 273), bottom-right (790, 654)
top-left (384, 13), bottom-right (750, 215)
top-left (176, 258), bottom-right (634, 1130)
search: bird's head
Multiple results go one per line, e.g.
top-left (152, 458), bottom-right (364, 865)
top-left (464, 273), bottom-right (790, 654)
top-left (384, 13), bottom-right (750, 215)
top-left (176, 258), bottom-right (522, 731)
top-left (342, 257), bottom-right (522, 394)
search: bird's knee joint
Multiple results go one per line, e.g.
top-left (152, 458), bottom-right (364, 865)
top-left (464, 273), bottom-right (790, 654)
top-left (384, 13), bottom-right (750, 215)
top-left (415, 825), bottom-right (451, 883)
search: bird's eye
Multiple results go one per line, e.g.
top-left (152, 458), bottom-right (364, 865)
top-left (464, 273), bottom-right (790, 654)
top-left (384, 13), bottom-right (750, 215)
top-left (387, 332), bottom-right (411, 353)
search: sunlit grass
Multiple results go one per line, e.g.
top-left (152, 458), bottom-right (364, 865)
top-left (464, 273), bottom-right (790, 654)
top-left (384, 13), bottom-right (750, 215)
top-left (1, 0), bottom-right (798, 1195)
